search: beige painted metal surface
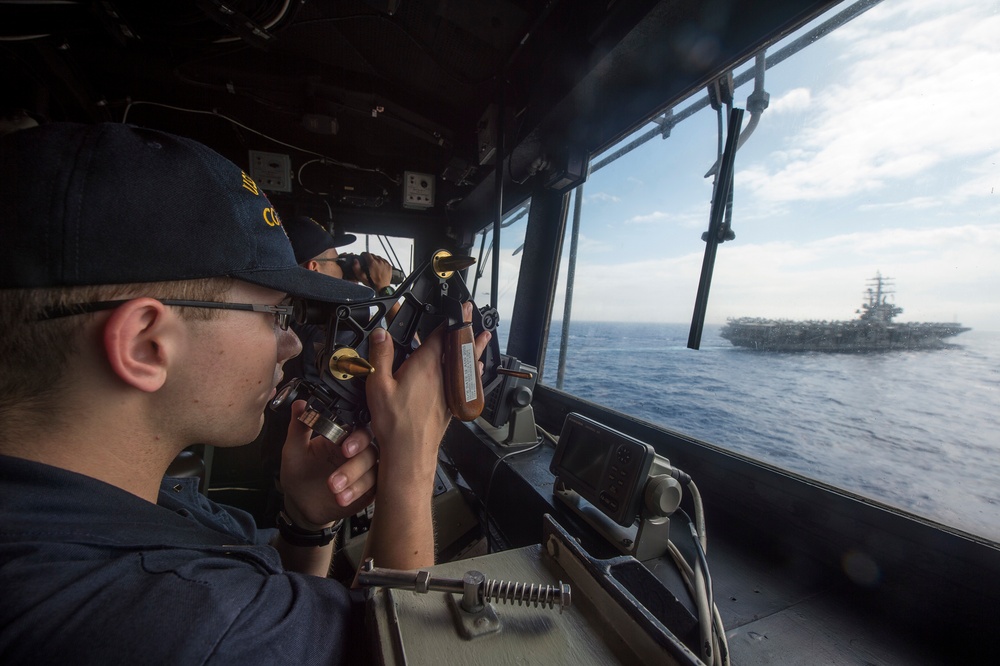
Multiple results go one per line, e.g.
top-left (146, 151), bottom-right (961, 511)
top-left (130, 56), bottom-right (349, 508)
top-left (366, 543), bottom-right (681, 665)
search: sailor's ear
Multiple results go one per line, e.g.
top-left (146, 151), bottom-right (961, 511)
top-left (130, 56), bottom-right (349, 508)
top-left (101, 299), bottom-right (173, 393)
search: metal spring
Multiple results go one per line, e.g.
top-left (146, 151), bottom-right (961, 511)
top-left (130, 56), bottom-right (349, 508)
top-left (483, 578), bottom-right (571, 612)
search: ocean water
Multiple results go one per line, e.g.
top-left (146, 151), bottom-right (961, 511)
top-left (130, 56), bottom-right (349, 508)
top-left (521, 321), bottom-right (1000, 544)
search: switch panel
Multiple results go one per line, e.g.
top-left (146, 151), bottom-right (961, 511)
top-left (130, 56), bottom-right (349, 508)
top-left (403, 171), bottom-right (435, 209)
top-left (248, 150), bottom-right (292, 192)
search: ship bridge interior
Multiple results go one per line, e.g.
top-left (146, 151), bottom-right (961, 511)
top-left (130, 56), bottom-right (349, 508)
top-left (3, 1), bottom-right (998, 664)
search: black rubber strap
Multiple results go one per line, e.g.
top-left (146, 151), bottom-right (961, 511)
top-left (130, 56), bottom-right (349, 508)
top-left (276, 511), bottom-right (342, 547)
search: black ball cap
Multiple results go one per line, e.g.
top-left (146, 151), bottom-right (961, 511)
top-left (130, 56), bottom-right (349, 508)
top-left (283, 215), bottom-right (356, 265)
top-left (0, 122), bottom-right (373, 303)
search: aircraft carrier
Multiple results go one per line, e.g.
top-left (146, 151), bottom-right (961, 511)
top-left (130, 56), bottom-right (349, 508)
top-left (720, 274), bottom-right (970, 351)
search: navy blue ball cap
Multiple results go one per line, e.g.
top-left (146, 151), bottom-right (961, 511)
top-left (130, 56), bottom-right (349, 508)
top-left (283, 215), bottom-right (357, 264)
top-left (0, 122), bottom-right (374, 303)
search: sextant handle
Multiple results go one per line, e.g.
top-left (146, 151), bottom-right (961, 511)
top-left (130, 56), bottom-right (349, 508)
top-left (443, 321), bottom-right (484, 421)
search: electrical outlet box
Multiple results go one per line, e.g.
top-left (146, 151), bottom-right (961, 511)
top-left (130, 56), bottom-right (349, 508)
top-left (403, 171), bottom-right (435, 209)
top-left (248, 150), bottom-right (292, 192)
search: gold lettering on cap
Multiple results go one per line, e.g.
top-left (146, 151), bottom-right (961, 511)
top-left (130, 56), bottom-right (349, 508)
top-left (263, 207), bottom-right (281, 227)
top-left (241, 171), bottom-right (260, 196)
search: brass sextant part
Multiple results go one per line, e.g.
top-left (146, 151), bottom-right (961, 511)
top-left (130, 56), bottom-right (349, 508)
top-left (431, 249), bottom-right (476, 279)
top-left (328, 347), bottom-right (375, 380)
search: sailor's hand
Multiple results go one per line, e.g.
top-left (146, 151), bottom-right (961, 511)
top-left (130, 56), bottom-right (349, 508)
top-left (355, 252), bottom-right (393, 292)
top-left (366, 301), bottom-right (491, 481)
top-left (279, 400), bottom-right (378, 527)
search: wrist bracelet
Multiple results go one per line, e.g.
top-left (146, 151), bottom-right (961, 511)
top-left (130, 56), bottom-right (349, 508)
top-left (276, 510), bottom-right (343, 547)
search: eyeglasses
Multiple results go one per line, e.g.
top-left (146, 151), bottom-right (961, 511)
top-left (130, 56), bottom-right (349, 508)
top-left (37, 299), bottom-right (296, 331)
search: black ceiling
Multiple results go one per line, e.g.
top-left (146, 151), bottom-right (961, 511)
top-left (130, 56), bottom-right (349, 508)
top-left (2, 0), bottom-right (839, 236)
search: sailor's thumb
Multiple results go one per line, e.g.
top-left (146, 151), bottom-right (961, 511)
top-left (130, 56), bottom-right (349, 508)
top-left (367, 327), bottom-right (394, 389)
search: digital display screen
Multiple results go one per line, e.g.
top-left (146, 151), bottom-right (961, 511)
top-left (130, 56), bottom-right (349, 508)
top-left (557, 433), bottom-right (606, 491)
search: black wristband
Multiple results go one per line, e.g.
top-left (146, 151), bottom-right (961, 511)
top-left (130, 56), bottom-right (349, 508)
top-left (378, 285), bottom-right (395, 297)
top-left (276, 511), bottom-right (342, 547)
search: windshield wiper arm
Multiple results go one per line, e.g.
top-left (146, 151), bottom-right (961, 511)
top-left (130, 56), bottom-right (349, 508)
top-left (688, 106), bottom-right (744, 350)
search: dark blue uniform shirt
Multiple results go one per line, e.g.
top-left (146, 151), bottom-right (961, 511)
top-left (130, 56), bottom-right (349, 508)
top-left (0, 454), bottom-right (360, 665)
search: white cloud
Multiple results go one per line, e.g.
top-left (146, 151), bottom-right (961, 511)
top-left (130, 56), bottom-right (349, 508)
top-left (950, 150), bottom-right (1000, 202)
top-left (624, 211), bottom-right (670, 224)
top-left (620, 205), bottom-right (710, 229)
top-left (585, 192), bottom-right (621, 204)
top-left (577, 234), bottom-right (615, 254)
top-left (742, 1), bottom-right (1000, 205)
top-left (856, 196), bottom-right (941, 212)
top-left (766, 87), bottom-right (811, 114)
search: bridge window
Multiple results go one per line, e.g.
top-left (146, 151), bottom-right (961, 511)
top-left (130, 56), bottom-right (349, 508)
top-left (539, 0), bottom-right (1000, 544)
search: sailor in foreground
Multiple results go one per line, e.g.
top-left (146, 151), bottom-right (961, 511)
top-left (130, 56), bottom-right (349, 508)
top-left (0, 122), bottom-right (490, 664)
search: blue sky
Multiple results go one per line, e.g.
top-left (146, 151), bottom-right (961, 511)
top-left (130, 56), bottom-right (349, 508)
top-left (465, 0), bottom-right (1000, 331)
